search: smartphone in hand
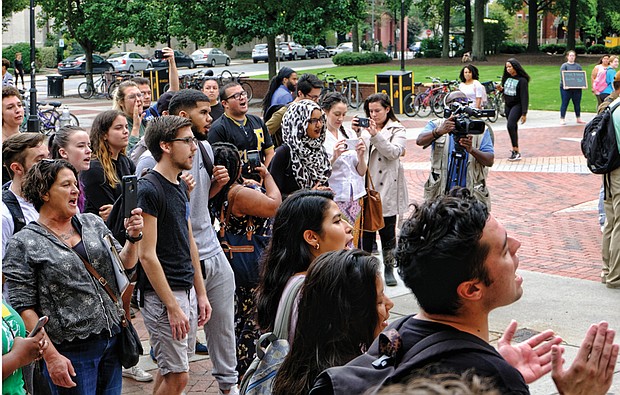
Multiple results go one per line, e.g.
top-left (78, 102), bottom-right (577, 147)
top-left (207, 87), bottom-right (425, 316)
top-left (122, 175), bottom-right (138, 218)
top-left (247, 150), bottom-right (261, 173)
top-left (344, 139), bottom-right (359, 150)
top-left (28, 316), bottom-right (48, 337)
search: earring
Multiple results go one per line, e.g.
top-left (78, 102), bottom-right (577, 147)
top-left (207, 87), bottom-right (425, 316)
top-left (315, 243), bottom-right (320, 250)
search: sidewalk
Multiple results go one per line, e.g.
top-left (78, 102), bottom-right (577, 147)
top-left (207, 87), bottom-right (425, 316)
top-left (26, 91), bottom-right (618, 394)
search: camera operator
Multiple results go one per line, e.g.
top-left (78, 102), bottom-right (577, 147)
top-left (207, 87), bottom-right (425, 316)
top-left (416, 91), bottom-right (494, 209)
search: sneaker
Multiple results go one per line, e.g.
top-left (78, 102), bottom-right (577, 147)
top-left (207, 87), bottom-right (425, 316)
top-left (195, 341), bottom-right (209, 354)
top-left (508, 151), bottom-right (521, 161)
top-left (219, 386), bottom-right (240, 395)
top-left (559, 119), bottom-right (566, 125)
top-left (122, 366), bottom-right (154, 382)
top-left (149, 348), bottom-right (156, 362)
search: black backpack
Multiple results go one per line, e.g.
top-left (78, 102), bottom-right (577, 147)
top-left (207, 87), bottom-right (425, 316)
top-left (2, 188), bottom-right (27, 234)
top-left (310, 316), bottom-right (498, 395)
top-left (581, 100), bottom-right (620, 175)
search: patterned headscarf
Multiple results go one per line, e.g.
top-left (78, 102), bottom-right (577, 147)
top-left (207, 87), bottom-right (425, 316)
top-left (282, 100), bottom-right (331, 189)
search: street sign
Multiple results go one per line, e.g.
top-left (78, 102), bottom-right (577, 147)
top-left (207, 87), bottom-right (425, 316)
top-left (426, 29), bottom-right (431, 37)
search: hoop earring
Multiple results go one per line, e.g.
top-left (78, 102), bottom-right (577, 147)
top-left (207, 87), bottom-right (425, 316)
top-left (315, 243), bottom-right (320, 250)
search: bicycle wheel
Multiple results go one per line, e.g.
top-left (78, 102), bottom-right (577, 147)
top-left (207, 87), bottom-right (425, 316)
top-left (53, 113), bottom-right (80, 129)
top-left (497, 94), bottom-right (506, 118)
top-left (484, 95), bottom-right (499, 123)
top-left (403, 93), bottom-right (417, 117)
top-left (108, 80), bottom-right (121, 100)
top-left (40, 110), bottom-right (58, 134)
top-left (219, 70), bottom-right (233, 85)
top-left (431, 92), bottom-right (446, 118)
top-left (348, 81), bottom-right (361, 109)
top-left (241, 82), bottom-right (253, 102)
top-left (415, 94), bottom-right (432, 117)
top-left (78, 82), bottom-right (94, 99)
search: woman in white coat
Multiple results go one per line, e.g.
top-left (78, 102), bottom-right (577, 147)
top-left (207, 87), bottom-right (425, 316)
top-left (353, 93), bottom-right (409, 286)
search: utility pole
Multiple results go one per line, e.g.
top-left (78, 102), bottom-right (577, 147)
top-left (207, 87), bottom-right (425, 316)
top-left (27, 0), bottom-right (40, 133)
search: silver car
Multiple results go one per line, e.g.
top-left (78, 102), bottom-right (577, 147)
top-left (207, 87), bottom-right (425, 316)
top-left (191, 48), bottom-right (231, 67)
top-left (106, 52), bottom-right (151, 73)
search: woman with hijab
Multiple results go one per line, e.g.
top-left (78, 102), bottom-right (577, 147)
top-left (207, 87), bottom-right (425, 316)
top-left (269, 99), bottom-right (331, 199)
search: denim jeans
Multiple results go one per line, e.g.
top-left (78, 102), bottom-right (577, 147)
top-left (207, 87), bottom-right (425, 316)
top-left (560, 88), bottom-right (582, 118)
top-left (44, 334), bottom-right (122, 395)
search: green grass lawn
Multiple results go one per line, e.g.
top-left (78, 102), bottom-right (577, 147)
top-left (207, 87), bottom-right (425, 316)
top-left (256, 63), bottom-right (604, 113)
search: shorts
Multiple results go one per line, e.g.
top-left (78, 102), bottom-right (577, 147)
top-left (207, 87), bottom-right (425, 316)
top-left (142, 288), bottom-right (197, 375)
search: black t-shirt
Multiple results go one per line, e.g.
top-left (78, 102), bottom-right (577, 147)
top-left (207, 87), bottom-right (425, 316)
top-left (268, 144), bottom-right (300, 199)
top-left (208, 113), bottom-right (274, 177)
top-left (395, 318), bottom-right (529, 394)
top-left (210, 103), bottom-right (224, 121)
top-left (80, 155), bottom-right (136, 215)
top-left (137, 171), bottom-right (194, 291)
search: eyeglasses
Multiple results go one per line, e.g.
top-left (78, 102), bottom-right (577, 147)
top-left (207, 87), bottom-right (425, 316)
top-left (168, 137), bottom-right (198, 146)
top-left (308, 118), bottom-right (324, 125)
top-left (126, 93), bottom-right (144, 100)
top-left (224, 91), bottom-right (248, 101)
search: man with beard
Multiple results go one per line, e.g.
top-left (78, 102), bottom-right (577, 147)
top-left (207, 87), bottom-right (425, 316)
top-left (208, 82), bottom-right (274, 180)
top-left (138, 115), bottom-right (210, 395)
top-left (261, 66), bottom-right (298, 116)
top-left (136, 89), bottom-right (240, 394)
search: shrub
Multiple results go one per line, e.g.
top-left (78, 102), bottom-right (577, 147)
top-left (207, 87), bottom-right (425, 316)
top-left (421, 37), bottom-right (442, 51)
top-left (540, 43), bottom-right (566, 54)
top-left (587, 44), bottom-right (608, 54)
top-left (332, 51), bottom-right (391, 66)
top-left (39, 47), bottom-right (57, 68)
top-left (609, 46), bottom-right (620, 55)
top-left (423, 49), bottom-right (441, 58)
top-left (2, 43), bottom-right (41, 73)
top-left (500, 41), bottom-right (526, 54)
top-left (575, 45), bottom-right (586, 54)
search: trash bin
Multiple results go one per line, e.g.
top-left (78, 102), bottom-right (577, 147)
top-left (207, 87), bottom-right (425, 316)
top-left (142, 68), bottom-right (169, 101)
top-left (47, 75), bottom-right (64, 98)
top-left (375, 71), bottom-right (413, 114)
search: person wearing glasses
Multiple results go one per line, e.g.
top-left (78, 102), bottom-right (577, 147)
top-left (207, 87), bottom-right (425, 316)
top-left (268, 100), bottom-right (332, 200)
top-left (112, 81), bottom-right (146, 153)
top-left (265, 73), bottom-right (324, 148)
top-left (208, 82), bottom-right (274, 181)
top-left (137, 116), bottom-right (210, 395)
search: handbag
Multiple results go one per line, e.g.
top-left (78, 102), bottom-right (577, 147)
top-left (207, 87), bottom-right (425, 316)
top-left (37, 222), bottom-right (143, 369)
top-left (219, 185), bottom-right (269, 287)
top-left (362, 165), bottom-right (385, 232)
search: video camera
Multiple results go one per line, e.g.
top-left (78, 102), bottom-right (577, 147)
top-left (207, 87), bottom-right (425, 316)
top-left (443, 102), bottom-right (495, 136)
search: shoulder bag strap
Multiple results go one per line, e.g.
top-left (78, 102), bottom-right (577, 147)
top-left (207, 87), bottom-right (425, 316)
top-left (197, 141), bottom-right (214, 178)
top-left (219, 184), bottom-right (244, 238)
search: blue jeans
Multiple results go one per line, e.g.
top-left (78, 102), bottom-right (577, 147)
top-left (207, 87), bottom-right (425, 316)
top-left (44, 334), bottom-right (122, 395)
top-left (560, 88), bottom-right (582, 118)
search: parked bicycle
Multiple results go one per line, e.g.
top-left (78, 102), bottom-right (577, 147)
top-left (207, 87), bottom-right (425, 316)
top-left (481, 78), bottom-right (504, 123)
top-left (20, 91), bottom-right (80, 134)
top-left (317, 71), bottom-right (338, 99)
top-left (78, 73), bottom-right (112, 100)
top-left (404, 77), bottom-right (445, 118)
top-left (338, 76), bottom-right (362, 109)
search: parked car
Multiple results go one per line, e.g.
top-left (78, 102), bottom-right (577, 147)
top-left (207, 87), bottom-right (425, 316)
top-left (252, 44), bottom-right (269, 63)
top-left (57, 54), bottom-right (114, 77)
top-left (305, 45), bottom-right (329, 59)
top-left (335, 42), bottom-right (357, 55)
top-left (106, 52), bottom-right (151, 73)
top-left (151, 50), bottom-right (195, 69)
top-left (191, 48), bottom-right (231, 67)
top-left (326, 46), bottom-right (338, 57)
top-left (278, 42), bottom-right (307, 60)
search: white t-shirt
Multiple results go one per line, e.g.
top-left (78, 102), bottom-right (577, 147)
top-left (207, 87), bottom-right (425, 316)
top-left (459, 80), bottom-right (486, 108)
top-left (323, 128), bottom-right (366, 202)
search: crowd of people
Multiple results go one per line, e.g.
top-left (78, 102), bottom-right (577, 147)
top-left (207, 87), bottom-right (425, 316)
top-left (2, 48), bottom-right (619, 395)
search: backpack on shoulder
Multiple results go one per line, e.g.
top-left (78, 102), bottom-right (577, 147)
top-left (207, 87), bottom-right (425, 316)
top-left (593, 67), bottom-right (609, 93)
top-left (239, 276), bottom-right (304, 395)
top-left (581, 100), bottom-right (620, 199)
top-left (310, 316), bottom-right (497, 395)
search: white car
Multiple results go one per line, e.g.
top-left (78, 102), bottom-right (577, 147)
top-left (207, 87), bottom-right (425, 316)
top-left (106, 52), bottom-right (151, 73)
top-left (191, 48), bottom-right (231, 67)
top-left (335, 42), bottom-right (357, 54)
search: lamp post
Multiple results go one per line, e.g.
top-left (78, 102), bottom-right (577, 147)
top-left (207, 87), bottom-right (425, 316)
top-left (27, 0), bottom-right (40, 133)
top-left (400, 0), bottom-right (405, 71)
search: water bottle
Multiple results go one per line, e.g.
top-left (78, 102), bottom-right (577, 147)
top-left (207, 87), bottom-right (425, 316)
top-left (59, 106), bottom-right (71, 128)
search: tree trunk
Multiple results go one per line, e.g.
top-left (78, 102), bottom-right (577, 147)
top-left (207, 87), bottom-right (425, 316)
top-left (82, 42), bottom-right (94, 87)
top-left (464, 0), bottom-right (472, 51)
top-left (567, 0), bottom-right (577, 50)
top-left (267, 34), bottom-right (277, 80)
top-left (527, 0), bottom-right (539, 52)
top-left (352, 21), bottom-right (360, 52)
top-left (442, 0), bottom-right (451, 58)
top-left (472, 0), bottom-right (486, 60)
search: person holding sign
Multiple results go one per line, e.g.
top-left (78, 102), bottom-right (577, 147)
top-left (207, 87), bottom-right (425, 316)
top-left (560, 50), bottom-right (585, 125)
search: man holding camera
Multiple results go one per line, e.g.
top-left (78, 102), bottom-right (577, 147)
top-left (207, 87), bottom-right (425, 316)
top-left (416, 91), bottom-right (494, 209)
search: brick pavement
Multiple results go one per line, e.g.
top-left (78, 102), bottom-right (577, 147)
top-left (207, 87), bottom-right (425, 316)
top-left (43, 94), bottom-right (609, 392)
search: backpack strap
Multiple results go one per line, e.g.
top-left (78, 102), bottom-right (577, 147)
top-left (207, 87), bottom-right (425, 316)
top-left (197, 141), bottom-right (214, 178)
top-left (272, 275), bottom-right (305, 340)
top-left (2, 189), bottom-right (26, 234)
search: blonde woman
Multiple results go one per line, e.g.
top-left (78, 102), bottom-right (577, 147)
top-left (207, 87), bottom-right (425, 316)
top-left (112, 81), bottom-right (145, 152)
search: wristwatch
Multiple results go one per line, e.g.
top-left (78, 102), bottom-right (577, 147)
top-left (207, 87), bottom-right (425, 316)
top-left (125, 231), bottom-right (143, 244)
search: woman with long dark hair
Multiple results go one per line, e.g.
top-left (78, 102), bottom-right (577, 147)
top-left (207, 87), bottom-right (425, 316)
top-left (209, 142), bottom-right (281, 377)
top-left (353, 93), bottom-right (408, 287)
top-left (272, 249), bottom-right (393, 395)
top-left (255, 190), bottom-right (353, 341)
top-left (80, 110), bottom-right (135, 221)
top-left (499, 58), bottom-right (529, 161)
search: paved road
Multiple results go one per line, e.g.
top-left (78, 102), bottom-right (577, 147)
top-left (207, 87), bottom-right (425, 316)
top-left (20, 89), bottom-right (619, 394)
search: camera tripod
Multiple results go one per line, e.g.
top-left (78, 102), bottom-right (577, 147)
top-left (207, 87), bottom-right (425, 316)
top-left (445, 136), bottom-right (469, 194)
